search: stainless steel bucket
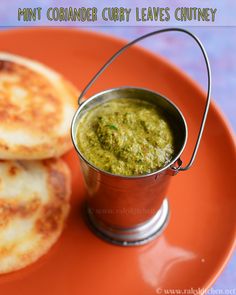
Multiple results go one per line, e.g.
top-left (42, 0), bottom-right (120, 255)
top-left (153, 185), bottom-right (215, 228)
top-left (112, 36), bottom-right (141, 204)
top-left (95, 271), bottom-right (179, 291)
top-left (71, 28), bottom-right (211, 246)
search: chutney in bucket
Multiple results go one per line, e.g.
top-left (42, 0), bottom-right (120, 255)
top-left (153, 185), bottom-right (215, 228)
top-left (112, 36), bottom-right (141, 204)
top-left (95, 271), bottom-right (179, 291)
top-left (71, 28), bottom-right (211, 246)
top-left (76, 97), bottom-right (175, 176)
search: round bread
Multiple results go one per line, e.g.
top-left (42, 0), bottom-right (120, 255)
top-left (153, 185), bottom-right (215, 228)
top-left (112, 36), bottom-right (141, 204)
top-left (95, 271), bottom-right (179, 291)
top-left (0, 52), bottom-right (78, 159)
top-left (0, 158), bottom-right (70, 274)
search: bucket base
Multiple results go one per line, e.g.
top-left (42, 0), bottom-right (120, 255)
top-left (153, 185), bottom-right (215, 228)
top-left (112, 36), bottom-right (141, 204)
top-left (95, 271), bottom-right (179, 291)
top-left (86, 199), bottom-right (169, 246)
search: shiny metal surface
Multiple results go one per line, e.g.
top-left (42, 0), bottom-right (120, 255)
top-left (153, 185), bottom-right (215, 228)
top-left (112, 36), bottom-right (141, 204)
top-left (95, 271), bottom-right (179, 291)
top-left (71, 87), bottom-right (187, 244)
top-left (86, 199), bottom-right (169, 246)
top-left (71, 29), bottom-right (211, 246)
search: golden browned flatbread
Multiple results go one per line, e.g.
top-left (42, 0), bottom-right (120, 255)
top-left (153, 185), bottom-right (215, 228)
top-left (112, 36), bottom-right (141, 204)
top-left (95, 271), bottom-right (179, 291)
top-left (0, 52), bottom-right (79, 159)
top-left (0, 158), bottom-right (71, 274)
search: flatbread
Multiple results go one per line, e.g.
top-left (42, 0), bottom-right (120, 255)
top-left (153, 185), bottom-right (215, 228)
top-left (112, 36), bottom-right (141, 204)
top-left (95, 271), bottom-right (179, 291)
top-left (0, 158), bottom-right (71, 274)
top-left (0, 52), bottom-right (78, 159)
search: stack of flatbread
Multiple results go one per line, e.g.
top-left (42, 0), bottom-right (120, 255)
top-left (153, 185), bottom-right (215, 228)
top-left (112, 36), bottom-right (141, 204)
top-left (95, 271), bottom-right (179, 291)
top-left (0, 53), bottom-right (78, 274)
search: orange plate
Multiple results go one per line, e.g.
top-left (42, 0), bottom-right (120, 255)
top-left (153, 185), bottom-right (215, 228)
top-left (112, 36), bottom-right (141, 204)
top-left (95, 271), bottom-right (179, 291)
top-left (0, 29), bottom-right (235, 295)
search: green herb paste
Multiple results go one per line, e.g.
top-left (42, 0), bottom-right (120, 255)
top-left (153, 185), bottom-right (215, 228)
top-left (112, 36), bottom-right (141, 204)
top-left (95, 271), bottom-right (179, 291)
top-left (76, 98), bottom-right (174, 176)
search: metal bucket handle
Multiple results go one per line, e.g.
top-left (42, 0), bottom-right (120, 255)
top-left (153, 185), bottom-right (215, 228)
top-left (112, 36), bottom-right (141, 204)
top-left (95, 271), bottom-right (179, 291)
top-left (78, 28), bottom-right (211, 172)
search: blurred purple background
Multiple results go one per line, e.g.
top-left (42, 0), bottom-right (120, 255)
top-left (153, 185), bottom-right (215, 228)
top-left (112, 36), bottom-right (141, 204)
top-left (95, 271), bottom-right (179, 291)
top-left (0, 0), bottom-right (235, 291)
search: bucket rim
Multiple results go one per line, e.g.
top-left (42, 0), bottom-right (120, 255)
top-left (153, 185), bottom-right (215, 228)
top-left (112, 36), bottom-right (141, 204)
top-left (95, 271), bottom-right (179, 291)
top-left (71, 86), bottom-right (188, 179)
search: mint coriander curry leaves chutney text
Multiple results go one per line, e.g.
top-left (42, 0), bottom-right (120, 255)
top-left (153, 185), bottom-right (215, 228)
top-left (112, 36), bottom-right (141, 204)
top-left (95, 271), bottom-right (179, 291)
top-left (76, 98), bottom-right (174, 176)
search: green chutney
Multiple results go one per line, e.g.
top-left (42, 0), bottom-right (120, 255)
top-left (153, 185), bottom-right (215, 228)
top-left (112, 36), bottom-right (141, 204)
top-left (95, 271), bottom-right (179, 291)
top-left (76, 98), bottom-right (174, 176)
